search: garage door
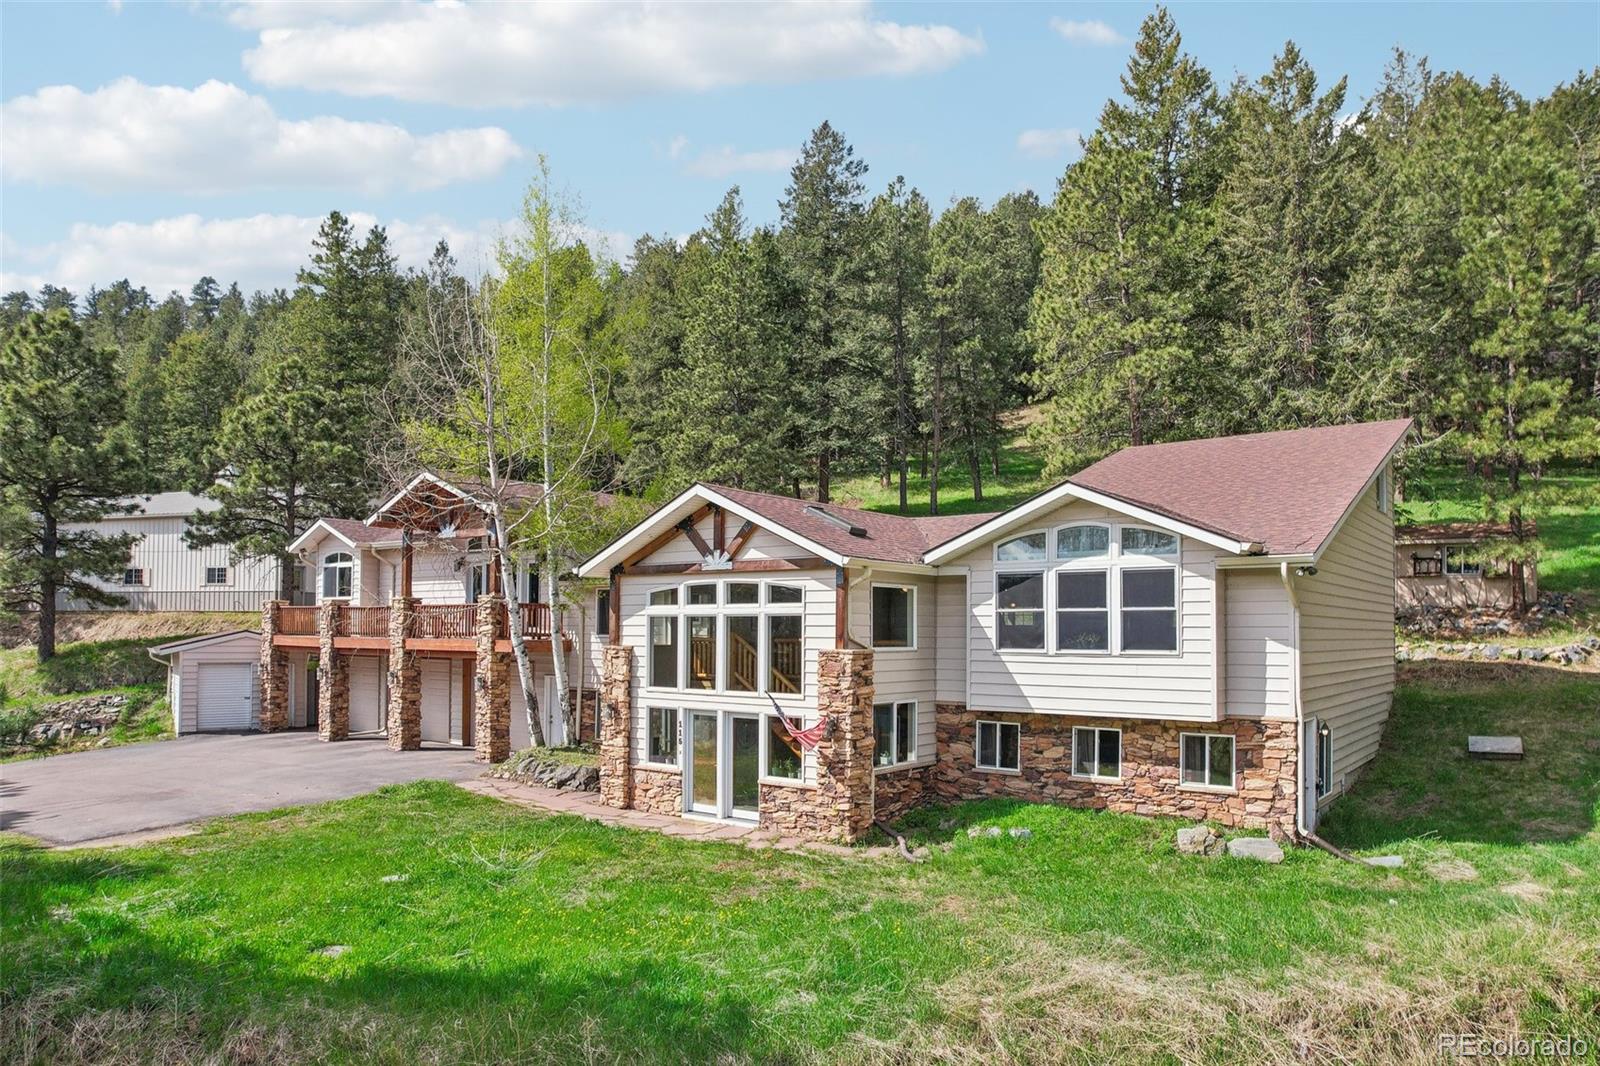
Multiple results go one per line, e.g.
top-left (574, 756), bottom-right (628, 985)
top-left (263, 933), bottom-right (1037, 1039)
top-left (420, 659), bottom-right (455, 743)
top-left (350, 656), bottom-right (384, 734)
top-left (196, 662), bottom-right (254, 731)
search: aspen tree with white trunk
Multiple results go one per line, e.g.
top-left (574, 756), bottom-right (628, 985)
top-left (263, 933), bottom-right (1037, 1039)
top-left (382, 158), bottom-right (623, 747)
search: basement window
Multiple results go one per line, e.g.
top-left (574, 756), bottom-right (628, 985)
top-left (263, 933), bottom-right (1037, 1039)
top-left (1180, 733), bottom-right (1235, 790)
top-left (873, 700), bottom-right (916, 767)
top-left (1072, 727), bottom-right (1121, 780)
top-left (976, 720), bottom-right (1021, 772)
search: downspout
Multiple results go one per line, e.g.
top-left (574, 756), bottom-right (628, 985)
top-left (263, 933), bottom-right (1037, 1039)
top-left (1280, 562), bottom-right (1309, 840)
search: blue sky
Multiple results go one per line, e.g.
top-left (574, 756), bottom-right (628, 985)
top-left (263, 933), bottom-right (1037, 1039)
top-left (3, 1), bottom-right (1595, 296)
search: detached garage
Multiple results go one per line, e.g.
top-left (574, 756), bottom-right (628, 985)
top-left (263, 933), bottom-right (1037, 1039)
top-left (148, 630), bottom-right (263, 734)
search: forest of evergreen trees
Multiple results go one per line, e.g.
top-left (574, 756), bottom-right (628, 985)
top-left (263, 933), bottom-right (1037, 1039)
top-left (2, 9), bottom-right (1596, 643)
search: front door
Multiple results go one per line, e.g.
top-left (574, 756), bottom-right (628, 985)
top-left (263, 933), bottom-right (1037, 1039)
top-left (688, 712), bottom-right (718, 815)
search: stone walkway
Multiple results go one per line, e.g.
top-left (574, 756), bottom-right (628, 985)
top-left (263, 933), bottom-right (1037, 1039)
top-left (459, 777), bottom-right (898, 857)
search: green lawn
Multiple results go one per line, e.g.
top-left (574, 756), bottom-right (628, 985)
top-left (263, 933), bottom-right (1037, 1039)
top-left (0, 638), bottom-right (177, 760)
top-left (4, 665), bottom-right (1597, 1064)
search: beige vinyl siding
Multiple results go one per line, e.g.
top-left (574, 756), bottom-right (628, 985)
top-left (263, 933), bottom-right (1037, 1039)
top-left (646, 512), bottom-right (800, 566)
top-left (945, 498), bottom-right (1219, 721)
top-left (1296, 474), bottom-right (1396, 796)
top-left (848, 570), bottom-right (938, 761)
top-left (409, 547), bottom-right (467, 603)
top-left (935, 573), bottom-right (967, 704)
top-left (1224, 569), bottom-right (1294, 719)
top-left (169, 632), bottom-right (263, 733)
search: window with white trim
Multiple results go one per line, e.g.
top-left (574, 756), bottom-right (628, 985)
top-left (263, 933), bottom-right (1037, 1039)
top-left (872, 700), bottom-right (916, 767)
top-left (1072, 726), bottom-right (1121, 780)
top-left (996, 570), bottom-right (1046, 650)
top-left (1055, 570), bottom-right (1109, 651)
top-left (122, 568), bottom-right (146, 587)
top-left (596, 590), bottom-right (610, 636)
top-left (321, 552), bottom-right (352, 599)
top-left (1444, 546), bottom-right (1482, 576)
top-left (871, 584), bottom-right (915, 648)
top-left (649, 616), bottom-right (678, 688)
top-left (1180, 733), bottom-right (1235, 789)
top-left (976, 720), bottom-right (1020, 771)
top-left (647, 706), bottom-right (678, 764)
top-left (766, 715), bottom-right (804, 780)
top-left (1120, 568), bottom-right (1177, 651)
top-left (204, 566), bottom-right (229, 585)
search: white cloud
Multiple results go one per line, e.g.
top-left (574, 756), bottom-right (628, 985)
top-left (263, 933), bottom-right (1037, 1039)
top-left (679, 144), bottom-right (797, 179)
top-left (232, 0), bottom-right (983, 107)
top-left (1049, 17), bottom-right (1126, 47)
top-left (1, 78), bottom-right (521, 195)
top-left (1, 212), bottom-right (631, 298)
top-left (1016, 128), bottom-right (1082, 159)
top-left (667, 134), bottom-right (691, 160)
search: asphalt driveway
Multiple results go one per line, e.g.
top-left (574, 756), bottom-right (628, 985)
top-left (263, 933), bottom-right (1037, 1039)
top-left (1, 732), bottom-right (483, 845)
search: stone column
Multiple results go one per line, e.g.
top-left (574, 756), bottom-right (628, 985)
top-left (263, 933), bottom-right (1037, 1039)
top-left (258, 600), bottom-right (289, 732)
top-left (598, 644), bottom-right (634, 809)
top-left (473, 595), bottom-right (511, 763)
top-left (814, 647), bottom-right (876, 843)
top-left (387, 596), bottom-right (421, 751)
top-left (317, 600), bottom-right (349, 741)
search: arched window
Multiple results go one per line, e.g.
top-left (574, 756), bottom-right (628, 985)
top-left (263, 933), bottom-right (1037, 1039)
top-left (994, 531), bottom-right (1048, 650)
top-left (1055, 524), bottom-right (1109, 561)
top-left (321, 552), bottom-right (353, 599)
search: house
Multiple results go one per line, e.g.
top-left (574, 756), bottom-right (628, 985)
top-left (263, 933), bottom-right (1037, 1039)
top-left (1394, 521), bottom-right (1537, 610)
top-left (57, 491), bottom-right (300, 612)
top-left (257, 473), bottom-right (606, 751)
top-left (148, 630), bottom-right (264, 733)
top-left (574, 418), bottom-right (1411, 843)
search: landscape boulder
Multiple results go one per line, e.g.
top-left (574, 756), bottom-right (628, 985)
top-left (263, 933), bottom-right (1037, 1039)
top-left (1226, 837), bottom-right (1284, 863)
top-left (1176, 825), bottom-right (1224, 856)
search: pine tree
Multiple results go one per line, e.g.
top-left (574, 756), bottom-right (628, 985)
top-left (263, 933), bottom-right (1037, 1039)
top-left (657, 189), bottom-right (792, 491)
top-left (0, 311), bottom-right (140, 661)
top-left (159, 330), bottom-right (245, 489)
top-left (780, 121), bottom-right (875, 500)
top-left (187, 352), bottom-right (371, 599)
top-left (1215, 42), bottom-right (1366, 429)
top-left (1029, 8), bottom-right (1221, 473)
top-left (861, 177), bottom-right (932, 511)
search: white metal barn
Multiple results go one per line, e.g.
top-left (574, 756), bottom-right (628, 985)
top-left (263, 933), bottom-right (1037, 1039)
top-left (148, 630), bottom-right (263, 733)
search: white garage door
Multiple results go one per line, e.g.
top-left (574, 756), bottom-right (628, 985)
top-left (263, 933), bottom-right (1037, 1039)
top-left (196, 662), bottom-right (254, 731)
top-left (350, 656), bottom-right (384, 734)
top-left (420, 659), bottom-right (454, 743)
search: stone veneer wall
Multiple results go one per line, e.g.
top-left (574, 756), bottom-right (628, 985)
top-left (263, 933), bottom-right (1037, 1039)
top-left (386, 597), bottom-right (421, 751)
top-left (317, 601), bottom-right (349, 741)
top-left (598, 644), bottom-right (633, 809)
top-left (474, 596), bottom-right (510, 763)
top-left (258, 601), bottom-right (288, 732)
top-left (873, 763), bottom-right (934, 823)
top-left (932, 704), bottom-right (1299, 835)
top-left (632, 767), bottom-right (683, 815)
top-left (756, 648), bottom-right (877, 843)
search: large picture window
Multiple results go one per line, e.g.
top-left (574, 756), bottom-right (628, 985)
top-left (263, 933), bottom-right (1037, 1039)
top-left (994, 522), bottom-right (1182, 656)
top-left (644, 579), bottom-right (806, 696)
top-left (871, 584), bottom-right (915, 649)
top-left (1180, 733), bottom-right (1235, 790)
top-left (872, 701), bottom-right (916, 767)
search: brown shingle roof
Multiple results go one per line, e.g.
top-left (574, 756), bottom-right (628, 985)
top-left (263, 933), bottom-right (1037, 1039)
top-left (705, 484), bottom-right (998, 564)
top-left (319, 517), bottom-right (400, 545)
top-left (1068, 418), bottom-right (1413, 555)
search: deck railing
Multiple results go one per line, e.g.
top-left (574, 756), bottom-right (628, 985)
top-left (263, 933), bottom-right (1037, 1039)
top-left (341, 606), bottom-right (390, 638)
top-left (410, 603), bottom-right (477, 640)
top-left (517, 602), bottom-right (554, 640)
top-left (279, 606), bottom-right (319, 635)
